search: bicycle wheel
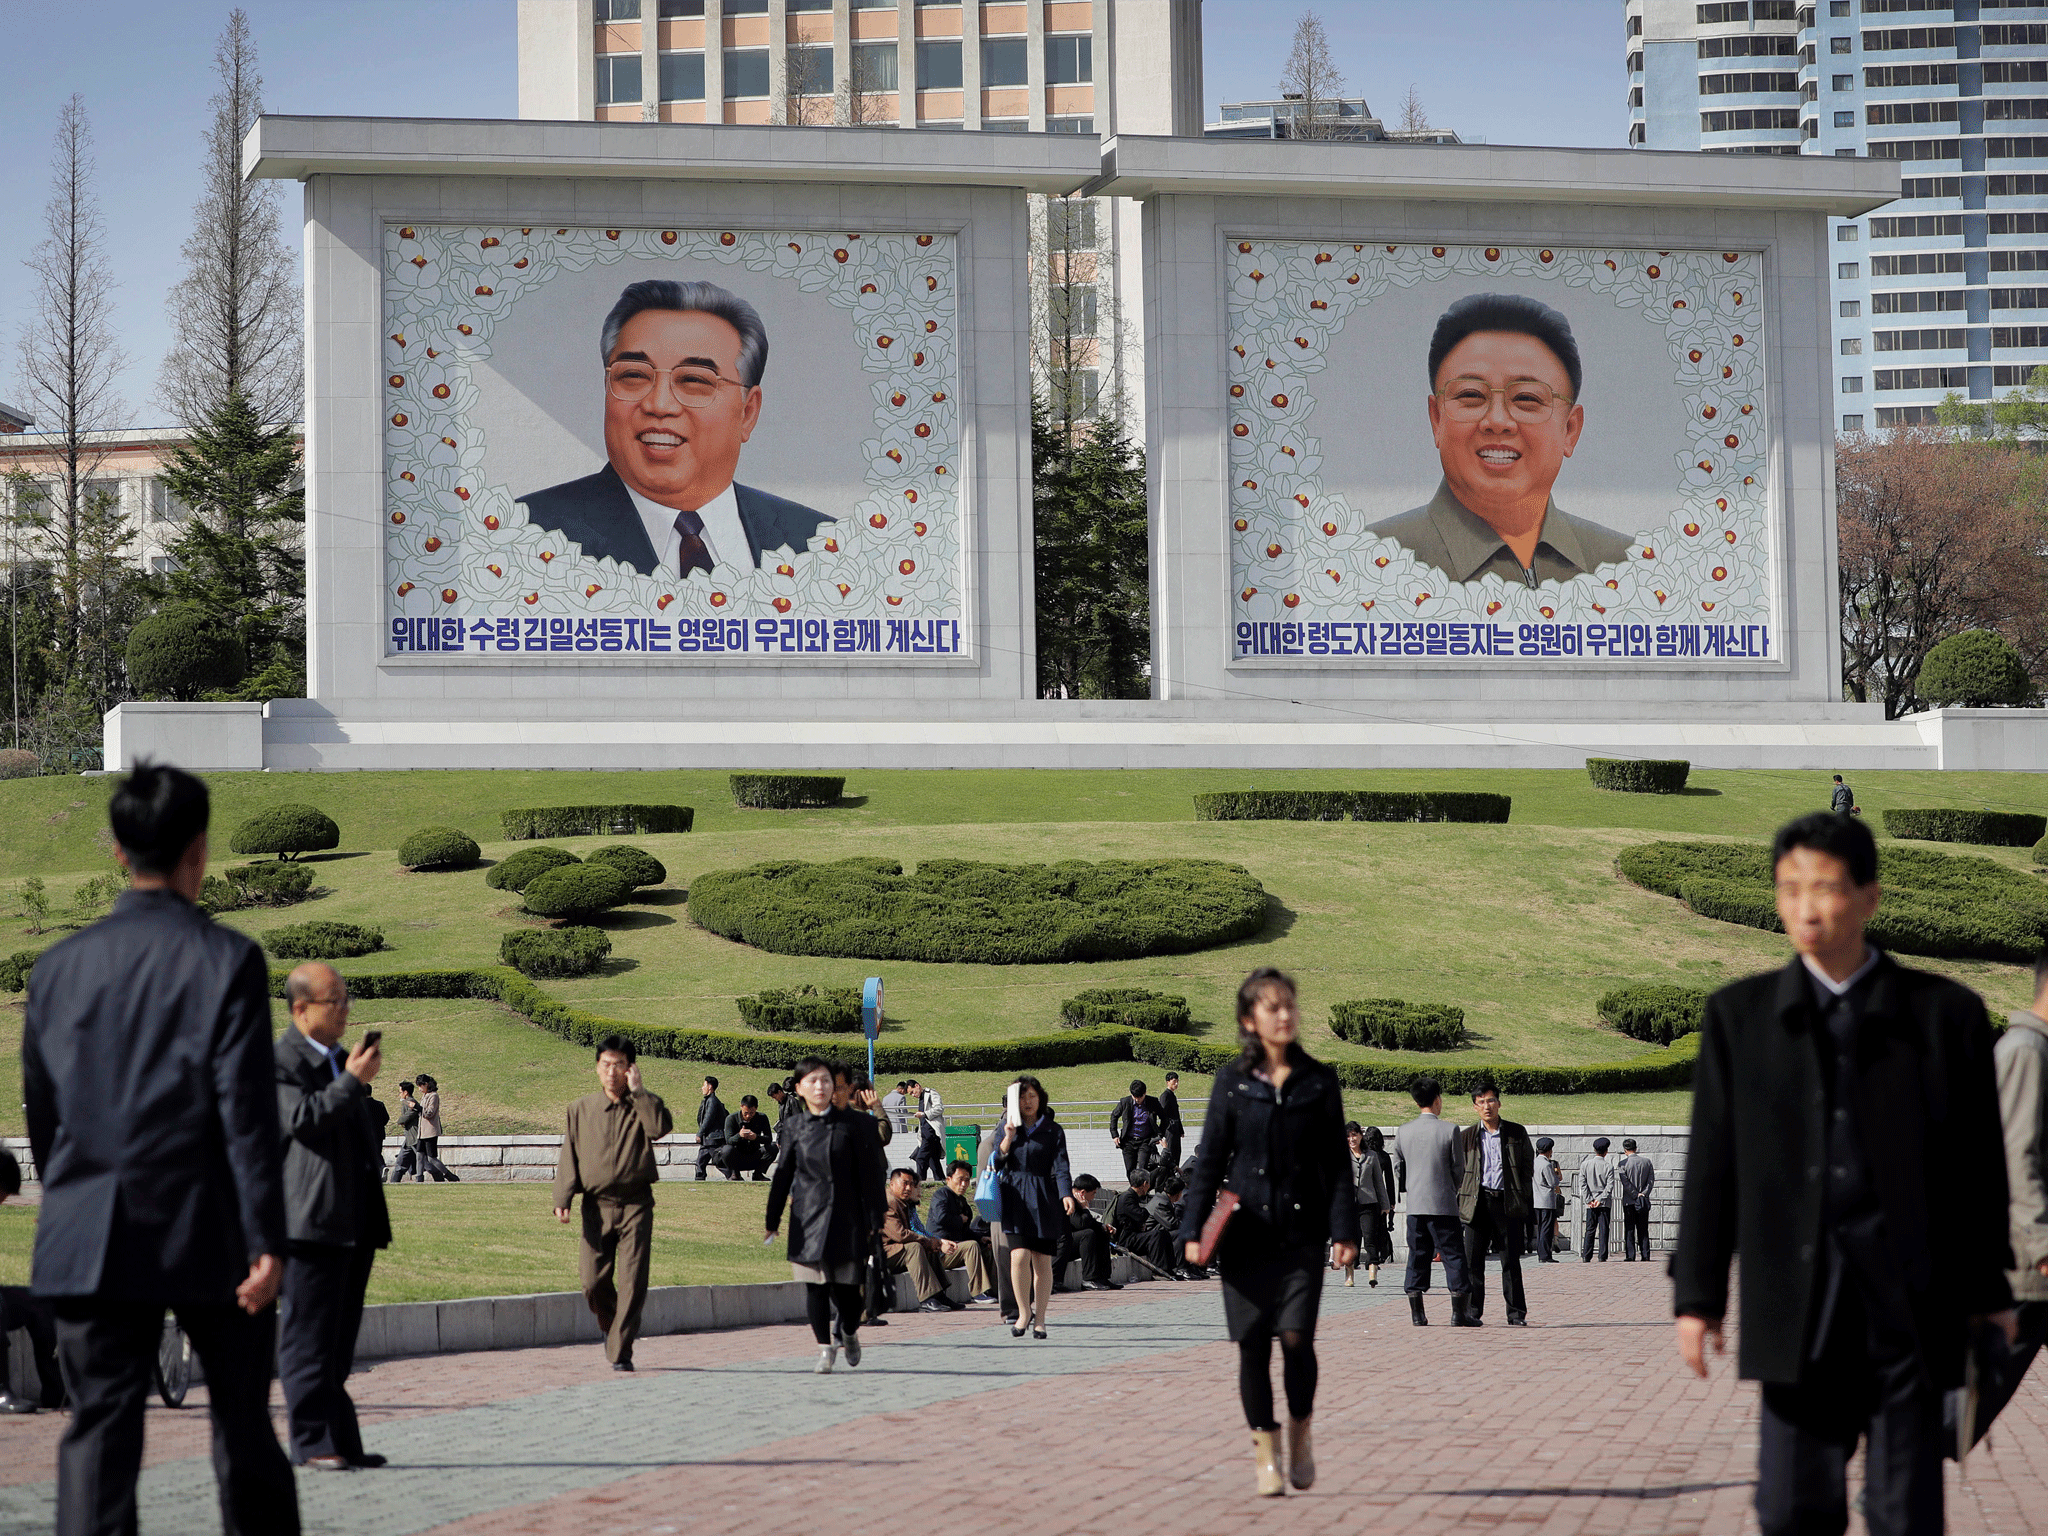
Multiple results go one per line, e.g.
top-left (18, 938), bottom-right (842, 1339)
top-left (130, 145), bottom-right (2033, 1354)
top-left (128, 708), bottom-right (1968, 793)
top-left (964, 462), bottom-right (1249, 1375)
top-left (152, 1318), bottom-right (193, 1408)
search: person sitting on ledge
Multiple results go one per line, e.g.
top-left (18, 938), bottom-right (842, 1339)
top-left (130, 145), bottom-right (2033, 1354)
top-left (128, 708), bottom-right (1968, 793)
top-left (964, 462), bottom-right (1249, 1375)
top-left (1056, 1175), bottom-right (1120, 1292)
top-left (880, 1168), bottom-right (965, 1314)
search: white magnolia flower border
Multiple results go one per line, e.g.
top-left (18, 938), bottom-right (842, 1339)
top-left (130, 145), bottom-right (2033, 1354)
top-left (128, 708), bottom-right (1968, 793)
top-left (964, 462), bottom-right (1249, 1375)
top-left (381, 224), bottom-right (961, 649)
top-left (1227, 240), bottom-right (1775, 649)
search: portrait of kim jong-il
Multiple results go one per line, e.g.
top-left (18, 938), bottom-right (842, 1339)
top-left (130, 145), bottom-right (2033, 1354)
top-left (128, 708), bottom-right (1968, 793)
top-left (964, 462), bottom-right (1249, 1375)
top-left (1368, 292), bottom-right (1633, 588)
top-left (516, 278), bottom-right (829, 580)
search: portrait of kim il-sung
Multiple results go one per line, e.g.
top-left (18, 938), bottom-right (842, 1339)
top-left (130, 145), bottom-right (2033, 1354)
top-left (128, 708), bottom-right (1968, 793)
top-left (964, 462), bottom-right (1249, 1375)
top-left (516, 278), bottom-right (830, 579)
top-left (1369, 292), bottom-right (1633, 588)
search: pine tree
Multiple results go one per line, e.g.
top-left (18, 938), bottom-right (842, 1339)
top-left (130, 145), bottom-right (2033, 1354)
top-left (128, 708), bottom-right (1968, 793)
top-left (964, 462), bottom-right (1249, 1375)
top-left (1033, 399), bottom-right (1151, 698)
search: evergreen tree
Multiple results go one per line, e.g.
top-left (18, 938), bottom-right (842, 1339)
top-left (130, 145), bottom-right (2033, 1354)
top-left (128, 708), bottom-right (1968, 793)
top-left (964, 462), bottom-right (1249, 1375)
top-left (1033, 399), bottom-right (1151, 699)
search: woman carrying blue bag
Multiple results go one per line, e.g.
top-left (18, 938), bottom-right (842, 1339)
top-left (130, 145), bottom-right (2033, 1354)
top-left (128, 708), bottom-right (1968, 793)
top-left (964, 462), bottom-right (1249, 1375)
top-left (994, 1074), bottom-right (1073, 1340)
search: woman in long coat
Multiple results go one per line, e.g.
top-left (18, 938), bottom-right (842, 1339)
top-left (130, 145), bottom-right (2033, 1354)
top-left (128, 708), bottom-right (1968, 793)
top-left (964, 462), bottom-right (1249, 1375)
top-left (766, 1056), bottom-right (889, 1374)
top-left (995, 1074), bottom-right (1072, 1340)
top-left (1344, 1122), bottom-right (1395, 1285)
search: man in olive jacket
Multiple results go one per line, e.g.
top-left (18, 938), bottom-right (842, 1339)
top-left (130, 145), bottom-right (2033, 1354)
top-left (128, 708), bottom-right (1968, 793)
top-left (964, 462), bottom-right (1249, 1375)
top-left (1674, 812), bottom-right (2014, 1536)
top-left (1456, 1081), bottom-right (1534, 1326)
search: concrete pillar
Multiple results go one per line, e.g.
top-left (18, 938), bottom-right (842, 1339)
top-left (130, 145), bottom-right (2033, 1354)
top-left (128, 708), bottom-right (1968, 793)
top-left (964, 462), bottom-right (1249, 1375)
top-left (962, 0), bottom-right (982, 129)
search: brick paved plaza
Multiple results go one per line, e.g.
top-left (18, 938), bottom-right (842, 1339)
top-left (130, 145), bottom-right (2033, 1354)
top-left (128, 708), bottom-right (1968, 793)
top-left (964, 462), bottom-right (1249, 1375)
top-left (2, 1261), bottom-right (2043, 1535)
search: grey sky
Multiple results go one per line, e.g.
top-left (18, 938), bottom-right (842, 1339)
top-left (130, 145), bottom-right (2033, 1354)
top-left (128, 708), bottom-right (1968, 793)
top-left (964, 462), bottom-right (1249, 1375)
top-left (0, 0), bottom-right (1623, 426)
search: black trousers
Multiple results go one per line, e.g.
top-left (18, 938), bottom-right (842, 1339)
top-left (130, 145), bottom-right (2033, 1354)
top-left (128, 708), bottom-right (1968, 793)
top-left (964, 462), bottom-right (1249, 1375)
top-left (1118, 1225), bottom-right (1177, 1273)
top-left (694, 1140), bottom-right (724, 1178)
top-left (0, 1285), bottom-right (62, 1405)
top-left (1622, 1204), bottom-right (1652, 1261)
top-left (1580, 1204), bottom-right (1611, 1259)
top-left (277, 1241), bottom-right (376, 1463)
top-left (911, 1125), bottom-right (946, 1181)
top-left (1756, 1265), bottom-right (1943, 1536)
top-left (1461, 1191), bottom-right (1527, 1322)
top-left (720, 1140), bottom-right (770, 1180)
top-left (1531, 1208), bottom-right (1558, 1261)
top-left (53, 1297), bottom-right (299, 1536)
top-left (1056, 1225), bottom-right (1110, 1286)
top-left (1404, 1212), bottom-right (1470, 1297)
top-left (1118, 1141), bottom-right (1157, 1183)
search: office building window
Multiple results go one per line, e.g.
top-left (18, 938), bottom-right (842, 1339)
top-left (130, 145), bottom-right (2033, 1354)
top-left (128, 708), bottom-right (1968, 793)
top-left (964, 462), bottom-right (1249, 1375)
top-left (1994, 325), bottom-right (2048, 347)
top-left (1875, 405), bottom-right (1941, 423)
top-left (1838, 224), bottom-right (1860, 240)
top-left (659, 1), bottom-right (705, 15)
top-left (789, 0), bottom-right (833, 9)
top-left (1836, 110), bottom-right (1856, 126)
top-left (1982, 24), bottom-right (2048, 45)
top-left (1990, 174), bottom-right (2048, 195)
top-left (788, 45), bottom-right (834, 97)
top-left (1842, 413), bottom-right (1864, 429)
top-left (1870, 214), bottom-right (1963, 235)
top-left (1871, 252), bottom-right (1967, 277)
top-left (1832, 0), bottom-right (1851, 13)
top-left (1697, 2), bottom-right (1750, 20)
top-left (1833, 74), bottom-right (1855, 89)
top-left (1701, 108), bottom-right (1801, 130)
top-left (1700, 72), bottom-right (1800, 93)
top-left (1839, 261), bottom-right (1860, 278)
top-left (1876, 327), bottom-right (1968, 348)
top-left (1874, 367), bottom-right (1968, 389)
top-left (1841, 299), bottom-right (1862, 316)
top-left (1988, 137), bottom-right (2048, 158)
top-left (1045, 34), bottom-right (1091, 85)
top-left (596, 54), bottom-right (642, 105)
top-left (1698, 35), bottom-right (1797, 56)
top-left (1867, 100), bottom-right (1958, 124)
top-left (1864, 63), bottom-right (1956, 86)
top-left (1991, 250), bottom-right (2048, 271)
top-left (1869, 138), bottom-right (1962, 160)
top-left (915, 0), bottom-right (960, 6)
top-left (1987, 100), bottom-right (2048, 123)
top-left (1046, 197), bottom-right (1097, 248)
top-left (1837, 145), bottom-right (1858, 154)
top-left (1050, 368), bottom-right (1100, 418)
top-left (659, 51), bottom-right (705, 100)
top-left (1899, 176), bottom-right (1962, 196)
top-left (1993, 288), bottom-right (2048, 308)
top-left (1755, 0), bottom-right (1795, 14)
top-left (1984, 62), bottom-right (2048, 84)
top-left (983, 117), bottom-right (1028, 131)
top-left (1872, 288), bottom-right (1966, 311)
top-left (1990, 213), bottom-right (2048, 233)
top-left (1994, 364), bottom-right (2048, 385)
top-left (1831, 35), bottom-right (1853, 52)
top-left (1842, 375), bottom-right (1865, 392)
top-left (724, 0), bottom-right (768, 11)
top-left (1841, 337), bottom-right (1864, 353)
top-left (1047, 115), bottom-right (1094, 133)
top-left (1861, 26), bottom-right (1953, 48)
top-left (1861, 0), bottom-right (1956, 9)
top-left (917, 39), bottom-right (962, 90)
top-left (851, 0), bottom-right (898, 8)
top-left (597, 0), bottom-right (641, 18)
top-left (724, 48), bottom-right (769, 97)
top-left (851, 41), bottom-right (899, 90)
top-left (981, 37), bottom-right (1028, 88)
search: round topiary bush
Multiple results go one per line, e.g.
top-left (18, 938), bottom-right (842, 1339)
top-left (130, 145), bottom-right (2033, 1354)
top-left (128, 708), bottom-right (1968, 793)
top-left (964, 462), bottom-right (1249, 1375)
top-left (0, 749), bottom-right (37, 780)
top-left (1597, 983), bottom-right (1709, 1045)
top-left (126, 603), bottom-right (247, 701)
top-left (688, 856), bottom-right (1270, 965)
top-left (1586, 758), bottom-right (1691, 794)
top-left (264, 921), bottom-right (383, 959)
top-left (1060, 987), bottom-right (1192, 1031)
top-left (736, 984), bottom-right (864, 1032)
top-left (585, 844), bottom-right (666, 888)
top-left (1917, 629), bottom-right (2034, 709)
top-left (1328, 998), bottom-right (1468, 1052)
top-left (521, 862), bottom-right (633, 920)
top-left (398, 827), bottom-right (482, 871)
top-left (0, 949), bottom-right (39, 993)
top-left (500, 926), bottom-right (612, 978)
top-left (485, 846), bottom-right (580, 892)
top-left (229, 804), bottom-right (340, 861)
top-left (2036, 833), bottom-right (2048, 868)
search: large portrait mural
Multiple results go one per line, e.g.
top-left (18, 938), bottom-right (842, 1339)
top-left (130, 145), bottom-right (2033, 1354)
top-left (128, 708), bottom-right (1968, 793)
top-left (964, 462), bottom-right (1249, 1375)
top-left (381, 225), bottom-right (963, 662)
top-left (1227, 241), bottom-right (1779, 666)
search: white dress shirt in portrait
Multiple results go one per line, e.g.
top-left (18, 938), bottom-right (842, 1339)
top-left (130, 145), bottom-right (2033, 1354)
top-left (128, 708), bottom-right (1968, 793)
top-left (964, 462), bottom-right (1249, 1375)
top-left (625, 480), bottom-right (750, 576)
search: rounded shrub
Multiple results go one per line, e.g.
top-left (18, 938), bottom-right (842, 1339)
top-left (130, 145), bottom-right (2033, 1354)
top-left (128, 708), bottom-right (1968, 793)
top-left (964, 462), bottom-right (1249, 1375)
top-left (229, 804), bottom-right (340, 861)
top-left (1586, 758), bottom-right (1691, 794)
top-left (2036, 833), bottom-right (2048, 868)
top-left (500, 926), bottom-right (612, 978)
top-left (687, 856), bottom-right (1270, 965)
top-left (264, 921), bottom-right (383, 959)
top-left (1060, 987), bottom-right (1192, 1031)
top-left (0, 949), bottom-right (38, 993)
top-left (730, 774), bottom-right (846, 809)
top-left (485, 846), bottom-right (580, 892)
top-left (0, 749), bottom-right (37, 780)
top-left (398, 827), bottom-right (482, 871)
top-left (1597, 984), bottom-right (1709, 1045)
top-left (126, 603), bottom-right (247, 702)
top-left (585, 844), bottom-right (666, 888)
top-left (522, 862), bottom-right (632, 920)
top-left (225, 862), bottom-right (314, 906)
top-left (1917, 629), bottom-right (2033, 709)
top-left (1882, 808), bottom-right (2047, 848)
top-left (1328, 999), bottom-right (1468, 1052)
top-left (736, 985), bottom-right (864, 1033)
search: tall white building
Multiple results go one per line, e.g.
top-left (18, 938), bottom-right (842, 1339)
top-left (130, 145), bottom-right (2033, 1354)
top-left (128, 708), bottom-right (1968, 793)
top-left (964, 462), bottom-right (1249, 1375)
top-left (1627, 0), bottom-right (2048, 429)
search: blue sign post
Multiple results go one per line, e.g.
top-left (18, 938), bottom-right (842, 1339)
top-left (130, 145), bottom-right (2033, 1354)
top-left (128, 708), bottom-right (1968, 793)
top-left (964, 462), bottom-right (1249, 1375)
top-left (862, 976), bottom-right (883, 1086)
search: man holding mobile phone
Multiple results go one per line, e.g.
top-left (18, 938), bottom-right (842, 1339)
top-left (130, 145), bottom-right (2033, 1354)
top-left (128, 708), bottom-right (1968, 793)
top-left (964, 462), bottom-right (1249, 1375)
top-left (275, 961), bottom-right (392, 1471)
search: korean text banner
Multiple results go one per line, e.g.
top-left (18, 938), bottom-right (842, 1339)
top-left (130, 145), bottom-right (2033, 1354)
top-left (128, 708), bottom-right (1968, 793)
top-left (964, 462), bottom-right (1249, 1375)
top-left (381, 225), bottom-right (962, 661)
top-left (1226, 241), bottom-right (1779, 667)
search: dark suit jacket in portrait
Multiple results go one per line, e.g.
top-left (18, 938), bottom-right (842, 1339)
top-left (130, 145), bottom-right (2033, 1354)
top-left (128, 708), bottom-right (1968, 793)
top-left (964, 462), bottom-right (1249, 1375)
top-left (1457, 1117), bottom-right (1536, 1223)
top-left (516, 463), bottom-right (830, 576)
top-left (1369, 479), bottom-right (1635, 586)
top-left (23, 889), bottom-right (286, 1302)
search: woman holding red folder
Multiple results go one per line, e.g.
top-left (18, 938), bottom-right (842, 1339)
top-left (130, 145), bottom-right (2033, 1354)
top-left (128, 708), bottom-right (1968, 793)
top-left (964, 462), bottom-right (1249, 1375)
top-left (1180, 967), bottom-right (1359, 1497)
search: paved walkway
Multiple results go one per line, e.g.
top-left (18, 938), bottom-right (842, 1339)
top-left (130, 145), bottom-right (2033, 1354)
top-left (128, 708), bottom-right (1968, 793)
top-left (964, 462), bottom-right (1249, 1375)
top-left (2, 1261), bottom-right (2044, 1535)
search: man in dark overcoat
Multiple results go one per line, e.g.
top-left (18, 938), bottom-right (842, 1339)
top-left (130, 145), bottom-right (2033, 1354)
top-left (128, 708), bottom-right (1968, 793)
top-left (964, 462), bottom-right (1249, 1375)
top-left (1457, 1081), bottom-right (1535, 1326)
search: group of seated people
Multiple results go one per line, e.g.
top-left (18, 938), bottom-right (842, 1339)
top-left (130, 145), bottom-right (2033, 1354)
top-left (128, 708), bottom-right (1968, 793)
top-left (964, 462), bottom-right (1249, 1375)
top-left (1059, 1167), bottom-right (1205, 1290)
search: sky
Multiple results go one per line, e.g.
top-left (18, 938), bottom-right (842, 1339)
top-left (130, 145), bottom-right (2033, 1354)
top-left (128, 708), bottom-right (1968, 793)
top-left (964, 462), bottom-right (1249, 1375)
top-left (0, 0), bottom-right (1626, 425)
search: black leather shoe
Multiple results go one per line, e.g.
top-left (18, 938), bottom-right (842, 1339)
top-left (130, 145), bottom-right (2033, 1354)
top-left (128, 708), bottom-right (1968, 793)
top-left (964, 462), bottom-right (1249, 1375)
top-left (612, 1359), bottom-right (635, 1372)
top-left (917, 1297), bottom-right (953, 1313)
top-left (1507, 1317), bottom-right (1528, 1327)
top-left (1409, 1295), bottom-right (1428, 1327)
top-left (349, 1453), bottom-right (389, 1468)
top-left (0, 1392), bottom-right (39, 1415)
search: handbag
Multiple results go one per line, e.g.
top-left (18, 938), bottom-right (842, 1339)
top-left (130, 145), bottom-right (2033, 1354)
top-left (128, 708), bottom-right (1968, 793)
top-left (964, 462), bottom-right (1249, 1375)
top-left (973, 1161), bottom-right (1003, 1223)
top-left (1194, 1189), bottom-right (1240, 1267)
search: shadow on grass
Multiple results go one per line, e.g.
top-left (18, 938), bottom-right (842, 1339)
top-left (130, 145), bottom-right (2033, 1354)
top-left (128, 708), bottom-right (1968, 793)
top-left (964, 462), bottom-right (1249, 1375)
top-left (593, 957), bottom-right (640, 977)
top-left (635, 888), bottom-right (689, 906)
top-left (298, 850), bottom-right (372, 863)
top-left (594, 910), bottom-right (676, 931)
top-left (1677, 786), bottom-right (1724, 798)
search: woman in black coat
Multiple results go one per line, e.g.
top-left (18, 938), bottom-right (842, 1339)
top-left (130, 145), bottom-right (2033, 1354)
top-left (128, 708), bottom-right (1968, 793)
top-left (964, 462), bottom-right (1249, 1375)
top-left (1345, 1122), bottom-right (1396, 1283)
top-left (766, 1056), bottom-right (889, 1375)
top-left (1180, 968), bottom-right (1358, 1498)
top-left (995, 1074), bottom-right (1073, 1340)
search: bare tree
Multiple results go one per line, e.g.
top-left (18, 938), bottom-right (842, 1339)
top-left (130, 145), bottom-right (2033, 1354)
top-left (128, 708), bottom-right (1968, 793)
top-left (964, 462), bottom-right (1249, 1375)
top-left (1396, 85), bottom-right (1430, 134)
top-left (1278, 10), bottom-right (1347, 140)
top-left (839, 41), bottom-right (899, 126)
top-left (17, 94), bottom-right (126, 678)
top-left (787, 44), bottom-right (834, 126)
top-left (1031, 196), bottom-right (1137, 441)
top-left (159, 9), bottom-right (301, 428)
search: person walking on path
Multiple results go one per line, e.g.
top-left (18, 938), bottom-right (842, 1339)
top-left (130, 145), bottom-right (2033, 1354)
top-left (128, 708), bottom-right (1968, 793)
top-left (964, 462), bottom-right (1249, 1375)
top-left (275, 962), bottom-right (392, 1470)
top-left (1393, 1077), bottom-right (1471, 1327)
top-left (1457, 1081), bottom-right (1534, 1326)
top-left (23, 762), bottom-right (299, 1535)
top-left (388, 1082), bottom-right (421, 1184)
top-left (1616, 1139), bottom-right (1657, 1262)
top-left (1674, 811), bottom-right (2014, 1536)
top-left (413, 1074), bottom-right (446, 1180)
top-left (766, 1057), bottom-right (890, 1375)
top-left (1577, 1138), bottom-right (1617, 1262)
top-left (1531, 1138), bottom-right (1563, 1262)
top-left (1342, 1122), bottom-right (1393, 1288)
top-left (1111, 1080), bottom-right (1166, 1184)
top-left (552, 1034), bottom-right (673, 1372)
top-left (1181, 968), bottom-right (1357, 1497)
top-left (995, 1074), bottom-right (1074, 1340)
top-left (1830, 773), bottom-right (1856, 815)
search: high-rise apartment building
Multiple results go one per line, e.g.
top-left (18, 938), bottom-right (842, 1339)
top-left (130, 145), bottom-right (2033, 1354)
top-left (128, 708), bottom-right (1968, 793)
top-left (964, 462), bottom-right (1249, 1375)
top-left (1627, 0), bottom-right (2048, 429)
top-left (515, 0), bottom-right (1201, 423)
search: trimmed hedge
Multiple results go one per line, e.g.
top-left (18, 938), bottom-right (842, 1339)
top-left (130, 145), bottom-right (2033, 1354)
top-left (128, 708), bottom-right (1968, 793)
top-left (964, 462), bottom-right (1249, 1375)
top-left (2036, 834), bottom-right (2048, 867)
top-left (737, 984), bottom-right (864, 1033)
top-left (0, 950), bottom-right (37, 993)
top-left (1059, 987), bottom-right (1192, 1032)
top-left (1587, 758), bottom-right (1691, 794)
top-left (500, 926), bottom-right (612, 978)
top-left (1597, 983), bottom-right (1708, 1045)
top-left (264, 921), bottom-right (384, 959)
top-left (1329, 998), bottom-right (1468, 1052)
top-left (486, 846), bottom-right (580, 892)
top-left (1193, 790), bottom-right (1511, 824)
top-left (501, 805), bottom-right (693, 840)
top-left (522, 863), bottom-right (632, 919)
top-left (1617, 840), bottom-right (2048, 963)
top-left (398, 827), bottom-right (482, 871)
top-left (688, 856), bottom-right (1270, 965)
top-left (227, 862), bottom-right (314, 907)
top-left (731, 774), bottom-right (846, 809)
top-left (230, 804), bottom-right (340, 860)
top-left (1882, 808), bottom-right (2048, 848)
top-left (586, 844), bottom-right (666, 888)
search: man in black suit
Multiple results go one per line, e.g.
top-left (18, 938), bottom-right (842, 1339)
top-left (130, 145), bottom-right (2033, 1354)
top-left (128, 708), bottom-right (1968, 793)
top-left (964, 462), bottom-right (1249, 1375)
top-left (1057, 1175), bottom-right (1119, 1291)
top-left (1108, 1168), bottom-right (1180, 1275)
top-left (276, 960), bottom-right (392, 1470)
top-left (1157, 1072), bottom-right (1185, 1175)
top-left (1456, 1081), bottom-right (1535, 1326)
top-left (517, 278), bottom-right (830, 578)
top-left (1675, 812), bottom-right (2015, 1536)
top-left (23, 762), bottom-right (299, 1535)
top-left (1110, 1080), bottom-right (1167, 1184)
top-left (720, 1096), bottom-right (775, 1181)
top-left (695, 1075), bottom-right (728, 1179)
